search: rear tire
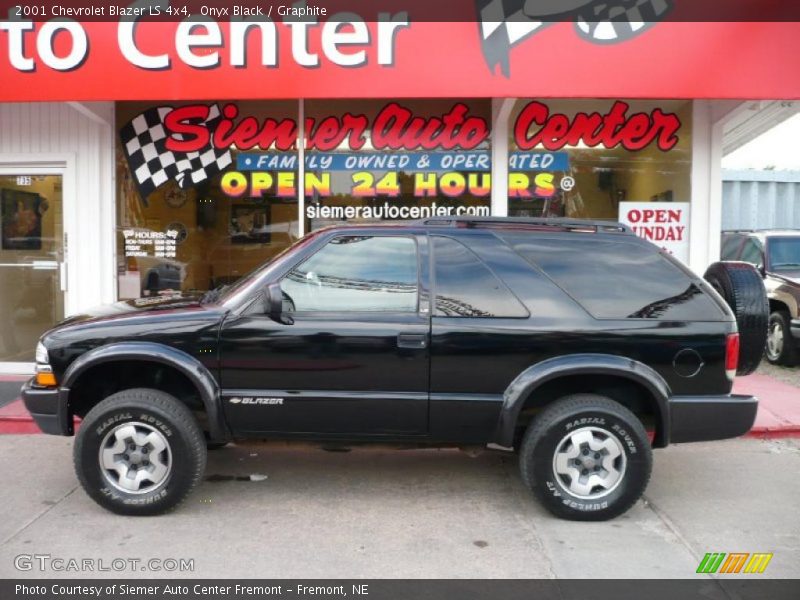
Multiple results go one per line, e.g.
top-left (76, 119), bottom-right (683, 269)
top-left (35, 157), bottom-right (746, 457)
top-left (519, 394), bottom-right (652, 521)
top-left (74, 388), bottom-right (207, 515)
top-left (703, 261), bottom-right (768, 375)
top-left (765, 310), bottom-right (797, 366)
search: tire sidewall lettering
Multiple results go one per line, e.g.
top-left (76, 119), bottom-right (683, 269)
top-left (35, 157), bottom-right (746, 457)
top-left (611, 423), bottom-right (638, 455)
top-left (138, 413), bottom-right (173, 438)
top-left (565, 416), bottom-right (605, 431)
top-left (536, 410), bottom-right (646, 513)
top-left (80, 401), bottom-right (191, 512)
top-left (94, 412), bottom-right (133, 437)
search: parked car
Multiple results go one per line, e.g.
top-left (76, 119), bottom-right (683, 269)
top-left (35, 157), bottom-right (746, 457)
top-left (24, 217), bottom-right (767, 520)
top-left (722, 230), bottom-right (800, 365)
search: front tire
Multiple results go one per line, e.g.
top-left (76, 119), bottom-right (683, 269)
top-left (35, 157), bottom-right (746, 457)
top-left (519, 394), bottom-right (652, 521)
top-left (765, 310), bottom-right (797, 366)
top-left (74, 388), bottom-right (207, 515)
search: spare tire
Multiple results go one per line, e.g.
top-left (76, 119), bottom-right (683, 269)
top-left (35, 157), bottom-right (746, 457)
top-left (703, 261), bottom-right (768, 376)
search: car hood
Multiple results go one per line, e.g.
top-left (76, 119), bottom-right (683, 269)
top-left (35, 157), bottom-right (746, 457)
top-left (769, 270), bottom-right (800, 286)
top-left (56, 295), bottom-right (212, 327)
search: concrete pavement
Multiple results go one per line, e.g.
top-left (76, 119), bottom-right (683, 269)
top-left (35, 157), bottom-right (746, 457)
top-left (0, 436), bottom-right (797, 579)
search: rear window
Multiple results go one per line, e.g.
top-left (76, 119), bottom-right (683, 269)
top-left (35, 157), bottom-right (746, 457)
top-left (500, 235), bottom-right (722, 320)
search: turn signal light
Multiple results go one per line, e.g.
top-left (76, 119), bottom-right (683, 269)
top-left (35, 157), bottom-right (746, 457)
top-left (35, 371), bottom-right (57, 387)
top-left (725, 333), bottom-right (740, 381)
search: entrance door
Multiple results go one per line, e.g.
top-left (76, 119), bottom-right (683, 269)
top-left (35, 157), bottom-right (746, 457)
top-left (0, 174), bottom-right (65, 365)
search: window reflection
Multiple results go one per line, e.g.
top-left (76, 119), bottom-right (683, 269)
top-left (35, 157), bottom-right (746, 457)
top-left (433, 236), bottom-right (527, 318)
top-left (503, 235), bottom-right (721, 320)
top-left (281, 236), bottom-right (418, 312)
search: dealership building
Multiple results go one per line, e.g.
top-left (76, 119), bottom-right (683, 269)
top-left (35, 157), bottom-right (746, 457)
top-left (0, 12), bottom-right (799, 372)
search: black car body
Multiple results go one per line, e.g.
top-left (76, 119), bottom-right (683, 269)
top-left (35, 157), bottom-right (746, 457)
top-left (23, 218), bottom-right (759, 519)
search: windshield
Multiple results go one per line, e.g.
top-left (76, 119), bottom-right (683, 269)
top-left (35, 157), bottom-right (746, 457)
top-left (214, 230), bottom-right (325, 306)
top-left (769, 237), bottom-right (800, 271)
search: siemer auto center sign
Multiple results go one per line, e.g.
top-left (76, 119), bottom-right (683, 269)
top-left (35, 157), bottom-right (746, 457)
top-left (1, 2), bottom-right (800, 101)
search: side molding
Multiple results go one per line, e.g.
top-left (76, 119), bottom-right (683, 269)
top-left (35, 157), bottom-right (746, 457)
top-left (492, 354), bottom-right (672, 448)
top-left (62, 341), bottom-right (228, 442)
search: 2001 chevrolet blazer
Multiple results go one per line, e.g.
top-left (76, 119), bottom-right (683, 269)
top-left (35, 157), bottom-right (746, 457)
top-left (22, 217), bottom-right (768, 520)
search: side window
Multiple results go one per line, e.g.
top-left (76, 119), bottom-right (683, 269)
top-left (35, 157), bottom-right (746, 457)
top-left (433, 236), bottom-right (528, 318)
top-left (500, 234), bottom-right (722, 321)
top-left (739, 238), bottom-right (764, 265)
top-left (281, 236), bottom-right (418, 312)
top-left (720, 234), bottom-right (743, 261)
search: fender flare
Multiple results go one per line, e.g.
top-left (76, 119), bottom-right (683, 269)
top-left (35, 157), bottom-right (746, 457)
top-left (768, 290), bottom-right (797, 317)
top-left (62, 341), bottom-right (228, 442)
top-left (492, 354), bottom-right (672, 448)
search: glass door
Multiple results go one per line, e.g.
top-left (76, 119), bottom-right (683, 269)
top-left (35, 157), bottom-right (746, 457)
top-left (0, 174), bottom-right (64, 363)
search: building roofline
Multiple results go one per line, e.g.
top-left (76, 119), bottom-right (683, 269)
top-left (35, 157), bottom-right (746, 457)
top-left (722, 169), bottom-right (800, 183)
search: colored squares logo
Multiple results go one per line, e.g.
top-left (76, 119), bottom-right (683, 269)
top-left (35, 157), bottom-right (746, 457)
top-left (697, 553), bottom-right (773, 574)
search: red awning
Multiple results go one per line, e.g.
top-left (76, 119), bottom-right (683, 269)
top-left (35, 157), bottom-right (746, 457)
top-left (1, 21), bottom-right (799, 101)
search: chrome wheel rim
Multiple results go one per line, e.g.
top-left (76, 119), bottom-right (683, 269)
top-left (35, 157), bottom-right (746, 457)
top-left (767, 321), bottom-right (784, 360)
top-left (99, 422), bottom-right (172, 494)
top-left (552, 426), bottom-right (627, 499)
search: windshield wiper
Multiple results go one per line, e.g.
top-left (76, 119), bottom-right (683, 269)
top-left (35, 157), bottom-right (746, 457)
top-left (200, 284), bottom-right (229, 304)
top-left (771, 262), bottom-right (800, 268)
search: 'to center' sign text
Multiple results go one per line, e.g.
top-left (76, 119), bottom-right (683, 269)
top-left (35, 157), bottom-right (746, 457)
top-left (619, 202), bottom-right (691, 264)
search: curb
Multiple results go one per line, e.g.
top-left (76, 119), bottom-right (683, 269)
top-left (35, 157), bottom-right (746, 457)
top-left (0, 416), bottom-right (43, 434)
top-left (745, 426), bottom-right (800, 440)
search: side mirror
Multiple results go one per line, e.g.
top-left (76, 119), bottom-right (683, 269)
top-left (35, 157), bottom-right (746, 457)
top-left (265, 282), bottom-right (294, 325)
top-left (266, 282), bottom-right (283, 318)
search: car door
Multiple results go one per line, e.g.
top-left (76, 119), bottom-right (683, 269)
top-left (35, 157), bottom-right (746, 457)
top-left (428, 233), bottom-right (532, 442)
top-left (219, 232), bottom-right (431, 437)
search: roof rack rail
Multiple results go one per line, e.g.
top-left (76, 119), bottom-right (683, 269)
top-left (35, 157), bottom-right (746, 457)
top-left (419, 216), bottom-right (633, 234)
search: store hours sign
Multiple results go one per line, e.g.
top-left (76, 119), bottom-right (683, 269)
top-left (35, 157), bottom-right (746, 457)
top-left (619, 202), bottom-right (691, 264)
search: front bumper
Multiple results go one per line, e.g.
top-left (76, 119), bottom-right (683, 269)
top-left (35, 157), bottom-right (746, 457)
top-left (20, 379), bottom-right (73, 436)
top-left (669, 394), bottom-right (757, 444)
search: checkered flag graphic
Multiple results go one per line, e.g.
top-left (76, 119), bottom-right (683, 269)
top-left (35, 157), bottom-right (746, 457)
top-left (574, 0), bottom-right (673, 43)
top-left (120, 104), bottom-right (233, 202)
top-left (477, 0), bottom-right (672, 76)
top-left (477, 0), bottom-right (544, 77)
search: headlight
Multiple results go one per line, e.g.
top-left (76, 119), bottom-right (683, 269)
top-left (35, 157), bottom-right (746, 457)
top-left (35, 342), bottom-right (49, 364)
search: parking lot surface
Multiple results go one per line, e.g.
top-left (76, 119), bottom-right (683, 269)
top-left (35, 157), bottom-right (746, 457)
top-left (0, 436), bottom-right (798, 579)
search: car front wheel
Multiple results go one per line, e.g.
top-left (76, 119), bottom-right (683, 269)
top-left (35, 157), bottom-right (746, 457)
top-left (74, 388), bottom-right (207, 515)
top-left (519, 394), bottom-right (652, 521)
top-left (765, 310), bottom-right (797, 366)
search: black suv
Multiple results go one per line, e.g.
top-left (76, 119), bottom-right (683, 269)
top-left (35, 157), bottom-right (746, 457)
top-left (24, 218), bottom-right (765, 520)
top-left (722, 230), bottom-right (800, 365)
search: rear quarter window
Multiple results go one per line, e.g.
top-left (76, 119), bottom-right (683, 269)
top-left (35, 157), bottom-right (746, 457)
top-left (500, 234), bottom-right (723, 321)
top-left (432, 236), bottom-right (528, 318)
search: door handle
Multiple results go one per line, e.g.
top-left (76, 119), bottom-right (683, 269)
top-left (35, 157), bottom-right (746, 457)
top-left (397, 333), bottom-right (428, 349)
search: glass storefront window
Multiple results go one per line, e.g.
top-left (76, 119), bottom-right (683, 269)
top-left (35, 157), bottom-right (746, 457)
top-left (114, 97), bottom-right (694, 298)
top-left (507, 99), bottom-right (692, 220)
top-left (303, 99), bottom-right (492, 231)
top-left (115, 100), bottom-right (298, 299)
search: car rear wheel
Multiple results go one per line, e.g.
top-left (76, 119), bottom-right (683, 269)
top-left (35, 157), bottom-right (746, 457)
top-left (766, 310), bottom-right (797, 366)
top-left (74, 388), bottom-right (207, 515)
top-left (519, 394), bottom-right (652, 521)
top-left (703, 261), bottom-right (768, 375)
